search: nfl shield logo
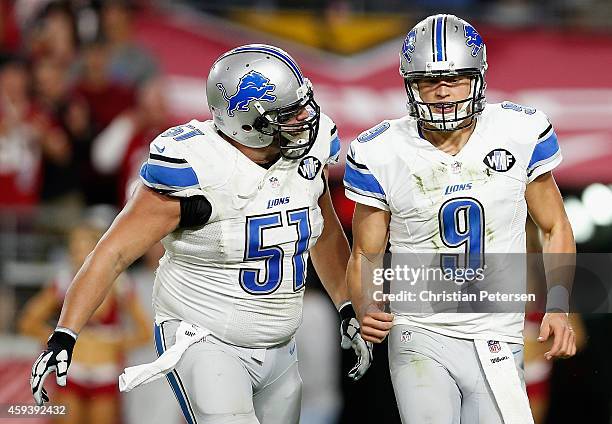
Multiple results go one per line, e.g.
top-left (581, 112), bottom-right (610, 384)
top-left (268, 176), bottom-right (280, 188)
top-left (297, 156), bottom-right (322, 180)
top-left (400, 330), bottom-right (412, 343)
top-left (450, 161), bottom-right (462, 174)
top-left (488, 340), bottom-right (501, 353)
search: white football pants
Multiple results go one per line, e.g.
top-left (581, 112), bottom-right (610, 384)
top-left (388, 324), bottom-right (529, 424)
top-left (154, 320), bottom-right (302, 424)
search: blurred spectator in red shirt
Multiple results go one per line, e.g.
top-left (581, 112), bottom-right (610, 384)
top-left (0, 57), bottom-right (41, 207)
top-left (101, 0), bottom-right (158, 87)
top-left (73, 40), bottom-right (135, 134)
top-left (26, 1), bottom-right (79, 68)
top-left (0, 0), bottom-right (21, 53)
top-left (32, 57), bottom-right (87, 209)
top-left (92, 77), bottom-right (175, 205)
top-left (70, 40), bottom-right (137, 205)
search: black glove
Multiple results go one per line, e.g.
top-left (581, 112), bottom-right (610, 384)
top-left (30, 329), bottom-right (77, 405)
top-left (339, 302), bottom-right (373, 381)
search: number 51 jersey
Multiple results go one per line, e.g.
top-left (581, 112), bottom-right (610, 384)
top-left (139, 114), bottom-right (340, 348)
top-left (344, 102), bottom-right (562, 343)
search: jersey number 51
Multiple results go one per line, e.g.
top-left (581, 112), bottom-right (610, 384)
top-left (240, 208), bottom-right (311, 294)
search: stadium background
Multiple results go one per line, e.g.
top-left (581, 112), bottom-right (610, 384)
top-left (0, 0), bottom-right (611, 423)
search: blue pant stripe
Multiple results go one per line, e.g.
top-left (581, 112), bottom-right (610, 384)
top-left (154, 323), bottom-right (197, 424)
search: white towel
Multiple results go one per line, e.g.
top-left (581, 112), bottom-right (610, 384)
top-left (119, 322), bottom-right (209, 392)
top-left (474, 339), bottom-right (534, 424)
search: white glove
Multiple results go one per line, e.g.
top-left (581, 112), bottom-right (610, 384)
top-left (30, 328), bottom-right (77, 406)
top-left (339, 302), bottom-right (373, 381)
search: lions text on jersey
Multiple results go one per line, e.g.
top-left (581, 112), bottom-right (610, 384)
top-left (139, 114), bottom-right (340, 348)
top-left (344, 102), bottom-right (561, 343)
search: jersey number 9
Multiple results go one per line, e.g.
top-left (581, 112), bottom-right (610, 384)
top-left (438, 197), bottom-right (485, 271)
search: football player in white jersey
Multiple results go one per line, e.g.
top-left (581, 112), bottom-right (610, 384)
top-left (344, 15), bottom-right (576, 423)
top-left (29, 44), bottom-right (372, 424)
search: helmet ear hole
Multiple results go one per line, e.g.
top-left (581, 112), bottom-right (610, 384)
top-left (253, 116), bottom-right (269, 133)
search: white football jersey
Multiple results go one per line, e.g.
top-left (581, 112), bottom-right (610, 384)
top-left (344, 102), bottom-right (562, 343)
top-left (139, 113), bottom-right (340, 348)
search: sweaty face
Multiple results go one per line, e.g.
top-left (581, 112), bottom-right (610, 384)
top-left (416, 76), bottom-right (472, 114)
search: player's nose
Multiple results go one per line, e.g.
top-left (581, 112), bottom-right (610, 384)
top-left (283, 107), bottom-right (309, 128)
top-left (434, 83), bottom-right (450, 98)
top-left (294, 107), bottom-right (309, 122)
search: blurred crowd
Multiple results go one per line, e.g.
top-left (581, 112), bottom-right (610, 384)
top-left (0, 0), bottom-right (171, 224)
top-left (0, 6), bottom-right (184, 421)
top-left (186, 0), bottom-right (612, 30)
top-left (1, 0), bottom-right (609, 218)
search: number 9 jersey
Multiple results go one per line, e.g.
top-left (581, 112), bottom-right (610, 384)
top-left (343, 102), bottom-right (562, 343)
top-left (139, 113), bottom-right (340, 348)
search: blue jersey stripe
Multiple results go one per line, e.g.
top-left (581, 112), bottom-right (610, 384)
top-left (233, 46), bottom-right (303, 84)
top-left (436, 16), bottom-right (444, 61)
top-left (154, 324), bottom-right (196, 424)
top-left (330, 136), bottom-right (341, 158)
top-left (528, 131), bottom-right (560, 170)
top-left (343, 165), bottom-right (385, 197)
top-left (141, 163), bottom-right (198, 188)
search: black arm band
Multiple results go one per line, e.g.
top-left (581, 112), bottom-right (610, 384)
top-left (339, 302), bottom-right (356, 321)
top-left (179, 195), bottom-right (212, 228)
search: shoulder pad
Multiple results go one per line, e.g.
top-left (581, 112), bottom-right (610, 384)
top-left (318, 113), bottom-right (341, 163)
top-left (490, 102), bottom-right (551, 144)
top-left (500, 101), bottom-right (537, 115)
top-left (148, 121), bottom-right (204, 158)
top-left (140, 122), bottom-right (202, 194)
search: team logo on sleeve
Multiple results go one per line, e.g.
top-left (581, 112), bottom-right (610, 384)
top-left (216, 71), bottom-right (277, 117)
top-left (483, 149), bottom-right (515, 172)
top-left (297, 156), bottom-right (322, 180)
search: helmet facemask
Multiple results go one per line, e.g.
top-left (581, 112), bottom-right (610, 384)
top-left (253, 87), bottom-right (320, 160)
top-left (405, 70), bottom-right (486, 132)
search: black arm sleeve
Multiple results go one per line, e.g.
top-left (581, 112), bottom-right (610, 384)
top-left (179, 195), bottom-right (212, 228)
